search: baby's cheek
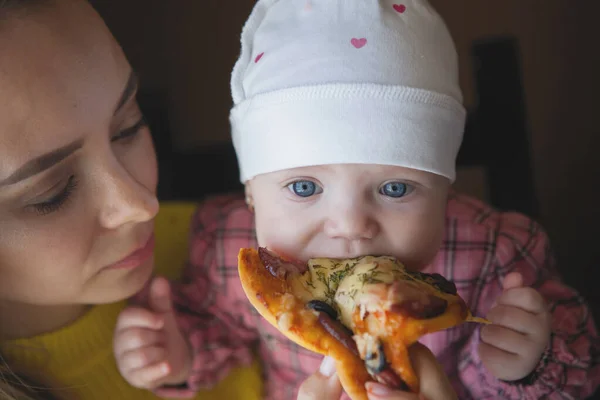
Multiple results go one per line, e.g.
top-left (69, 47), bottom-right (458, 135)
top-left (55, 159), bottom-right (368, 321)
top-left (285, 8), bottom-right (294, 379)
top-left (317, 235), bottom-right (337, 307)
top-left (256, 219), bottom-right (297, 248)
top-left (388, 214), bottom-right (444, 268)
top-left (254, 213), bottom-right (313, 258)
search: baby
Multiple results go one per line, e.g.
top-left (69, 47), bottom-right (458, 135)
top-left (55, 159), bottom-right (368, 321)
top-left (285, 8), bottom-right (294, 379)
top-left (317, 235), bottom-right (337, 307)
top-left (114, 1), bottom-right (600, 399)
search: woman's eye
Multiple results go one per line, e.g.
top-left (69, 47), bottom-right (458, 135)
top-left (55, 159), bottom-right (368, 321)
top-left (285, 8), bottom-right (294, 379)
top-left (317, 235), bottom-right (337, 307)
top-left (30, 175), bottom-right (79, 216)
top-left (380, 182), bottom-right (410, 198)
top-left (111, 116), bottom-right (147, 142)
top-left (287, 180), bottom-right (322, 198)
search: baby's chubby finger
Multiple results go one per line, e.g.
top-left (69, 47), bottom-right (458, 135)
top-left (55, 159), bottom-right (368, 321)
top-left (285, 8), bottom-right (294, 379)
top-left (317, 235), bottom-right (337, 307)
top-left (486, 305), bottom-right (539, 335)
top-left (148, 276), bottom-right (174, 314)
top-left (118, 346), bottom-right (168, 374)
top-left (496, 287), bottom-right (547, 315)
top-left (408, 343), bottom-right (457, 400)
top-left (366, 343), bottom-right (457, 400)
top-left (297, 356), bottom-right (343, 400)
top-left (502, 272), bottom-right (524, 291)
top-left (480, 324), bottom-right (530, 355)
top-left (115, 306), bottom-right (164, 332)
top-left (366, 382), bottom-right (422, 399)
top-left (478, 341), bottom-right (523, 381)
top-left (114, 327), bottom-right (165, 357)
top-left (126, 361), bottom-right (171, 390)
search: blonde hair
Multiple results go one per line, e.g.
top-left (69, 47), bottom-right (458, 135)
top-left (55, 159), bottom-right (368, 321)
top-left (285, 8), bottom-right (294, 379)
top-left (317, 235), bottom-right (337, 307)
top-left (0, 383), bottom-right (37, 400)
top-left (0, 356), bottom-right (39, 400)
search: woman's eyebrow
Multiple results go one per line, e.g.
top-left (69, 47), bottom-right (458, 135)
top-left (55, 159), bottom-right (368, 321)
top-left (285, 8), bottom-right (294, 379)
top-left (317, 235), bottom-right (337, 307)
top-left (0, 139), bottom-right (84, 187)
top-left (114, 70), bottom-right (138, 114)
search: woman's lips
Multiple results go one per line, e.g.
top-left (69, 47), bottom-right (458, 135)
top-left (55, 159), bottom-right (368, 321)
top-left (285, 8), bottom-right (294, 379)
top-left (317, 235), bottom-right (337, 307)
top-left (105, 234), bottom-right (155, 270)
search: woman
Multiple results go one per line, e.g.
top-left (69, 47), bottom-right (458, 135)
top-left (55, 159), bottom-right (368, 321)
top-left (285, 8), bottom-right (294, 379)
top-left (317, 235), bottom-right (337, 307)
top-left (0, 0), bottom-right (160, 398)
top-left (0, 0), bottom-right (456, 399)
top-left (0, 0), bottom-right (235, 398)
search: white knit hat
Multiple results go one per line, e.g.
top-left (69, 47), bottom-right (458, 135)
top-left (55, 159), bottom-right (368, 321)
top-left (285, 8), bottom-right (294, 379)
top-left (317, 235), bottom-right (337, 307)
top-left (230, 0), bottom-right (466, 183)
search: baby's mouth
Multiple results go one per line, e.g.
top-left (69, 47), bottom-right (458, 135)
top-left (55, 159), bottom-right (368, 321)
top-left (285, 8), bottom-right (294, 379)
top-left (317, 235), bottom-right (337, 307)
top-left (303, 250), bottom-right (392, 261)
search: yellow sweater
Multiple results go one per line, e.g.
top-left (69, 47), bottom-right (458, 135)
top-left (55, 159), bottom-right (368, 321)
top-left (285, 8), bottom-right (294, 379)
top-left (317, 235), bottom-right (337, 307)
top-left (1, 300), bottom-right (262, 400)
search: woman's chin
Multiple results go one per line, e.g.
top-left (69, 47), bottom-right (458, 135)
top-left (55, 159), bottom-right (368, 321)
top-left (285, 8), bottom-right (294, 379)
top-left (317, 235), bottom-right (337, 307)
top-left (91, 256), bottom-right (155, 304)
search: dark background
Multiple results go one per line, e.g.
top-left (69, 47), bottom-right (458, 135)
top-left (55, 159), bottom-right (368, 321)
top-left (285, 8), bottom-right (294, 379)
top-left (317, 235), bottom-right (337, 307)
top-left (92, 2), bottom-right (600, 392)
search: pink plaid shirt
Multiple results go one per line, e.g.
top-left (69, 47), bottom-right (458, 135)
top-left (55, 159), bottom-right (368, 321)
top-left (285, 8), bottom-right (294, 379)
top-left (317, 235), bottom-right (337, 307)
top-left (171, 192), bottom-right (600, 399)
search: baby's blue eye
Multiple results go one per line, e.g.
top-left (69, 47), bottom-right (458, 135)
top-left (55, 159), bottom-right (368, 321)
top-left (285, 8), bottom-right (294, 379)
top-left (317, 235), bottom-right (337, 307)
top-left (380, 182), bottom-right (408, 198)
top-left (288, 180), bottom-right (322, 197)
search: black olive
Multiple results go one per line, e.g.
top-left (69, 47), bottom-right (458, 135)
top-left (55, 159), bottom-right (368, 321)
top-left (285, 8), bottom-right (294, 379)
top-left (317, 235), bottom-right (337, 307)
top-left (365, 340), bottom-right (386, 375)
top-left (407, 270), bottom-right (458, 296)
top-left (408, 270), bottom-right (427, 281)
top-left (306, 300), bottom-right (338, 320)
top-left (429, 273), bottom-right (458, 295)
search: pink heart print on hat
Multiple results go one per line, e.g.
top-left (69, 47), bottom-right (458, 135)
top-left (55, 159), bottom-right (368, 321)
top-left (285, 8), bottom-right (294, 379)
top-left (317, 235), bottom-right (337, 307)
top-left (351, 38), bottom-right (367, 49)
top-left (393, 4), bottom-right (407, 13)
top-left (230, 0), bottom-right (467, 184)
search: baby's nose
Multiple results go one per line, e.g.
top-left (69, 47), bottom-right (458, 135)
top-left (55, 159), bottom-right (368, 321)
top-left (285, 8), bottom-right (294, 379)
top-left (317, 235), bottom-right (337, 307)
top-left (324, 205), bottom-right (378, 240)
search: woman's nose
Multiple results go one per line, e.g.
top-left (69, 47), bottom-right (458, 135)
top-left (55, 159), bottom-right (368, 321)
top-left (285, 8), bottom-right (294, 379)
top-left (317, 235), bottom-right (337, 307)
top-left (96, 165), bottom-right (159, 230)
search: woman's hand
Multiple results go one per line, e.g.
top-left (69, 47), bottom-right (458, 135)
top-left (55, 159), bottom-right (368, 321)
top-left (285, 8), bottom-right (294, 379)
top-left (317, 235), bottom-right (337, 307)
top-left (298, 343), bottom-right (457, 400)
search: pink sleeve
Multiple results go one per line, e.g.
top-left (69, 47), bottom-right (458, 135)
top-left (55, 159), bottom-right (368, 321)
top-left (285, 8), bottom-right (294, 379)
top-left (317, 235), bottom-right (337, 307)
top-left (458, 214), bottom-right (600, 399)
top-left (155, 196), bottom-right (259, 397)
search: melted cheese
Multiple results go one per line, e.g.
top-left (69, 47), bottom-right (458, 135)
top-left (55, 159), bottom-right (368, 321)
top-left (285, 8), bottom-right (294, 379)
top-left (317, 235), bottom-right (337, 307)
top-left (289, 256), bottom-right (411, 328)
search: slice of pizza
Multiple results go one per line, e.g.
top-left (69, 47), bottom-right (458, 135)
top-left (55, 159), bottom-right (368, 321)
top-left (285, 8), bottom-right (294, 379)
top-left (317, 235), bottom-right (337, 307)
top-left (238, 247), bottom-right (489, 400)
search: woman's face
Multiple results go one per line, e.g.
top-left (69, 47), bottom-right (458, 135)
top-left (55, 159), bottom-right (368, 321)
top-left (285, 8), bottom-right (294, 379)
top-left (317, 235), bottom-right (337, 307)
top-left (0, 0), bottom-right (159, 308)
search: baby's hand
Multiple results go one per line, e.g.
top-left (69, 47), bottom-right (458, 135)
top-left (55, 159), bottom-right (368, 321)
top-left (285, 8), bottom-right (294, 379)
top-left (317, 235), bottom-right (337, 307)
top-left (298, 343), bottom-right (457, 400)
top-left (479, 272), bottom-right (551, 381)
top-left (114, 276), bottom-right (192, 391)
